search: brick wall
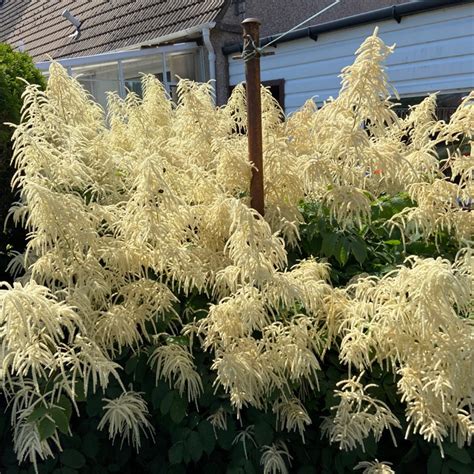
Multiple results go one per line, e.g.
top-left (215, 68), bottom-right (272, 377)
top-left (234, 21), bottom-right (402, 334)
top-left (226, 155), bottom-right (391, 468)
top-left (242, 0), bottom-right (408, 37)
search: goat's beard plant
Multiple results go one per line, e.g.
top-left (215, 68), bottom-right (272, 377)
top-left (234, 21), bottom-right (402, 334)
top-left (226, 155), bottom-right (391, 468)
top-left (1, 29), bottom-right (473, 472)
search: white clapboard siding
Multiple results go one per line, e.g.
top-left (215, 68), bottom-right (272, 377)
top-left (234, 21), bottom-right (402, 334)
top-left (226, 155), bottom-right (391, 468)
top-left (228, 4), bottom-right (474, 114)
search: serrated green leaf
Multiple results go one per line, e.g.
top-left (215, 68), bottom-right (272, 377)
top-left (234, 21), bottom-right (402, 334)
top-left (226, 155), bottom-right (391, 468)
top-left (187, 431), bottom-right (203, 462)
top-left (364, 435), bottom-right (377, 458)
top-left (170, 396), bottom-right (187, 424)
top-left (160, 391), bottom-right (174, 415)
top-left (444, 444), bottom-right (472, 464)
top-left (427, 450), bottom-right (443, 474)
top-left (298, 467), bottom-right (316, 474)
top-left (49, 407), bottom-right (69, 435)
top-left (217, 420), bottom-right (236, 450)
top-left (198, 420), bottom-right (216, 455)
top-left (60, 449), bottom-right (86, 469)
top-left (85, 395), bottom-right (102, 417)
top-left (334, 453), bottom-right (345, 474)
top-left (151, 387), bottom-right (161, 411)
top-left (321, 232), bottom-right (337, 258)
top-left (401, 444), bottom-right (418, 464)
top-left (73, 380), bottom-right (86, 402)
top-left (57, 468), bottom-right (78, 474)
top-left (133, 355), bottom-right (148, 383)
top-left (27, 405), bottom-right (47, 423)
top-left (82, 432), bottom-right (99, 459)
top-left (168, 442), bottom-right (184, 465)
top-left (56, 396), bottom-right (73, 420)
top-left (124, 356), bottom-right (138, 375)
top-left (334, 238), bottom-right (349, 266)
top-left (253, 420), bottom-right (273, 446)
top-left (350, 237), bottom-right (368, 265)
top-left (38, 417), bottom-right (56, 441)
top-left (445, 459), bottom-right (473, 474)
top-left (5, 465), bottom-right (20, 474)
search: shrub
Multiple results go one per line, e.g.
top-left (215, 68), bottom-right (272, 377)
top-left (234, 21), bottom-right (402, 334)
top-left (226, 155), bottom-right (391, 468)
top-left (0, 43), bottom-right (45, 281)
top-left (0, 31), bottom-right (472, 473)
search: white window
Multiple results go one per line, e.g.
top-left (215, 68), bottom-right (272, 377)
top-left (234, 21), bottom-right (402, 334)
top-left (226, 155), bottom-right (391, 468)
top-left (37, 43), bottom-right (205, 108)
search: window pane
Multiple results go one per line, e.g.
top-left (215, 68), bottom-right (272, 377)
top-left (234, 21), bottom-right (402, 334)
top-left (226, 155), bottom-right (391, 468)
top-left (166, 50), bottom-right (204, 84)
top-left (122, 55), bottom-right (165, 97)
top-left (71, 62), bottom-right (119, 109)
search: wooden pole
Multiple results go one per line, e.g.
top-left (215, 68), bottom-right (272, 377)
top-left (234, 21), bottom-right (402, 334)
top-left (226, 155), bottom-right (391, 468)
top-left (242, 18), bottom-right (264, 217)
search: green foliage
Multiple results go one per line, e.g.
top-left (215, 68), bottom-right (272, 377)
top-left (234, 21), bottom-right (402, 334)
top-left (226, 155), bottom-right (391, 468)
top-left (0, 35), bottom-right (472, 473)
top-left (297, 193), bottom-right (460, 285)
top-left (0, 43), bottom-right (45, 281)
top-left (1, 195), bottom-right (471, 472)
top-left (2, 352), bottom-right (472, 472)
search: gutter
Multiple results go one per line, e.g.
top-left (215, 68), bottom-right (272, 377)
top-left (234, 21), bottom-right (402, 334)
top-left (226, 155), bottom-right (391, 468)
top-left (123, 21), bottom-right (217, 91)
top-left (222, 0), bottom-right (472, 55)
top-left (122, 21), bottom-right (217, 51)
top-left (202, 26), bottom-right (216, 87)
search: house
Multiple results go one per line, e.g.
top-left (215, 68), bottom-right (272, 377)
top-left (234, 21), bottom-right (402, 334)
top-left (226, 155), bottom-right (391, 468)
top-left (0, 0), bottom-right (420, 107)
top-left (2, 0), bottom-right (472, 111)
top-left (225, 0), bottom-right (474, 114)
top-left (0, 0), bottom-right (244, 106)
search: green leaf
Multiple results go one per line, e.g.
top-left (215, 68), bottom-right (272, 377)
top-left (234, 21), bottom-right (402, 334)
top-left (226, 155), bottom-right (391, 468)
top-left (427, 450), bottom-right (443, 474)
top-left (73, 380), bottom-right (86, 402)
top-left (254, 420), bottom-right (273, 446)
top-left (166, 335), bottom-right (190, 346)
top-left (298, 467), bottom-right (316, 474)
top-left (124, 356), bottom-right (138, 375)
top-left (56, 396), bottom-right (73, 420)
top-left (168, 442), bottom-right (184, 465)
top-left (38, 417), bottom-right (56, 441)
top-left (444, 444), bottom-right (472, 464)
top-left (27, 405), bottom-right (47, 423)
top-left (160, 391), bottom-right (174, 415)
top-left (187, 413), bottom-right (200, 429)
top-left (445, 459), bottom-right (473, 474)
top-left (53, 469), bottom-right (78, 474)
top-left (170, 396), bottom-right (187, 424)
top-left (86, 395), bottom-right (102, 417)
top-left (350, 237), bottom-right (368, 265)
top-left (217, 419), bottom-right (236, 450)
top-left (151, 382), bottom-right (168, 411)
top-left (364, 435), bottom-right (377, 458)
top-left (336, 238), bottom-right (349, 266)
top-left (399, 443), bottom-right (418, 465)
top-left (133, 355), bottom-right (148, 383)
top-left (321, 232), bottom-right (338, 257)
top-left (5, 466), bottom-right (20, 474)
top-left (60, 449), bottom-right (86, 469)
top-left (57, 469), bottom-right (78, 474)
top-left (198, 421), bottom-right (216, 455)
top-left (187, 431), bottom-right (203, 462)
top-left (49, 407), bottom-right (69, 435)
top-left (82, 432), bottom-right (99, 459)
top-left (384, 239), bottom-right (401, 246)
top-left (241, 459), bottom-right (257, 474)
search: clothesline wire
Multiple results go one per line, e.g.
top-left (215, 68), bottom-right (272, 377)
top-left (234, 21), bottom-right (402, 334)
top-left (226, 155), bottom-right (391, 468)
top-left (262, 0), bottom-right (341, 50)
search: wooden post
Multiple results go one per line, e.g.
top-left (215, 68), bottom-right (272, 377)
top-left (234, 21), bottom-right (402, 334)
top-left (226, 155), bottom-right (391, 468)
top-left (242, 18), bottom-right (264, 217)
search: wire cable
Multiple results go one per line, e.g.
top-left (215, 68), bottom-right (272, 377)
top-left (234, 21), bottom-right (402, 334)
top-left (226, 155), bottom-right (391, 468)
top-left (241, 0), bottom-right (341, 63)
top-left (261, 0), bottom-right (341, 51)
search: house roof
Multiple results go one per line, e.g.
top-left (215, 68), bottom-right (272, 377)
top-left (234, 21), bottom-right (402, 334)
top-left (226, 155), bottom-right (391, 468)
top-left (0, 0), bottom-right (227, 61)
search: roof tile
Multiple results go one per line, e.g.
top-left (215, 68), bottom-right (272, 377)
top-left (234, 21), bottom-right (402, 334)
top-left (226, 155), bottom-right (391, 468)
top-left (0, 0), bottom-right (227, 60)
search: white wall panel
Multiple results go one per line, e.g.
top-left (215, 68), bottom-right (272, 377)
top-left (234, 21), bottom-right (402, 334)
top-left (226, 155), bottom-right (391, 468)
top-left (228, 4), bottom-right (474, 114)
